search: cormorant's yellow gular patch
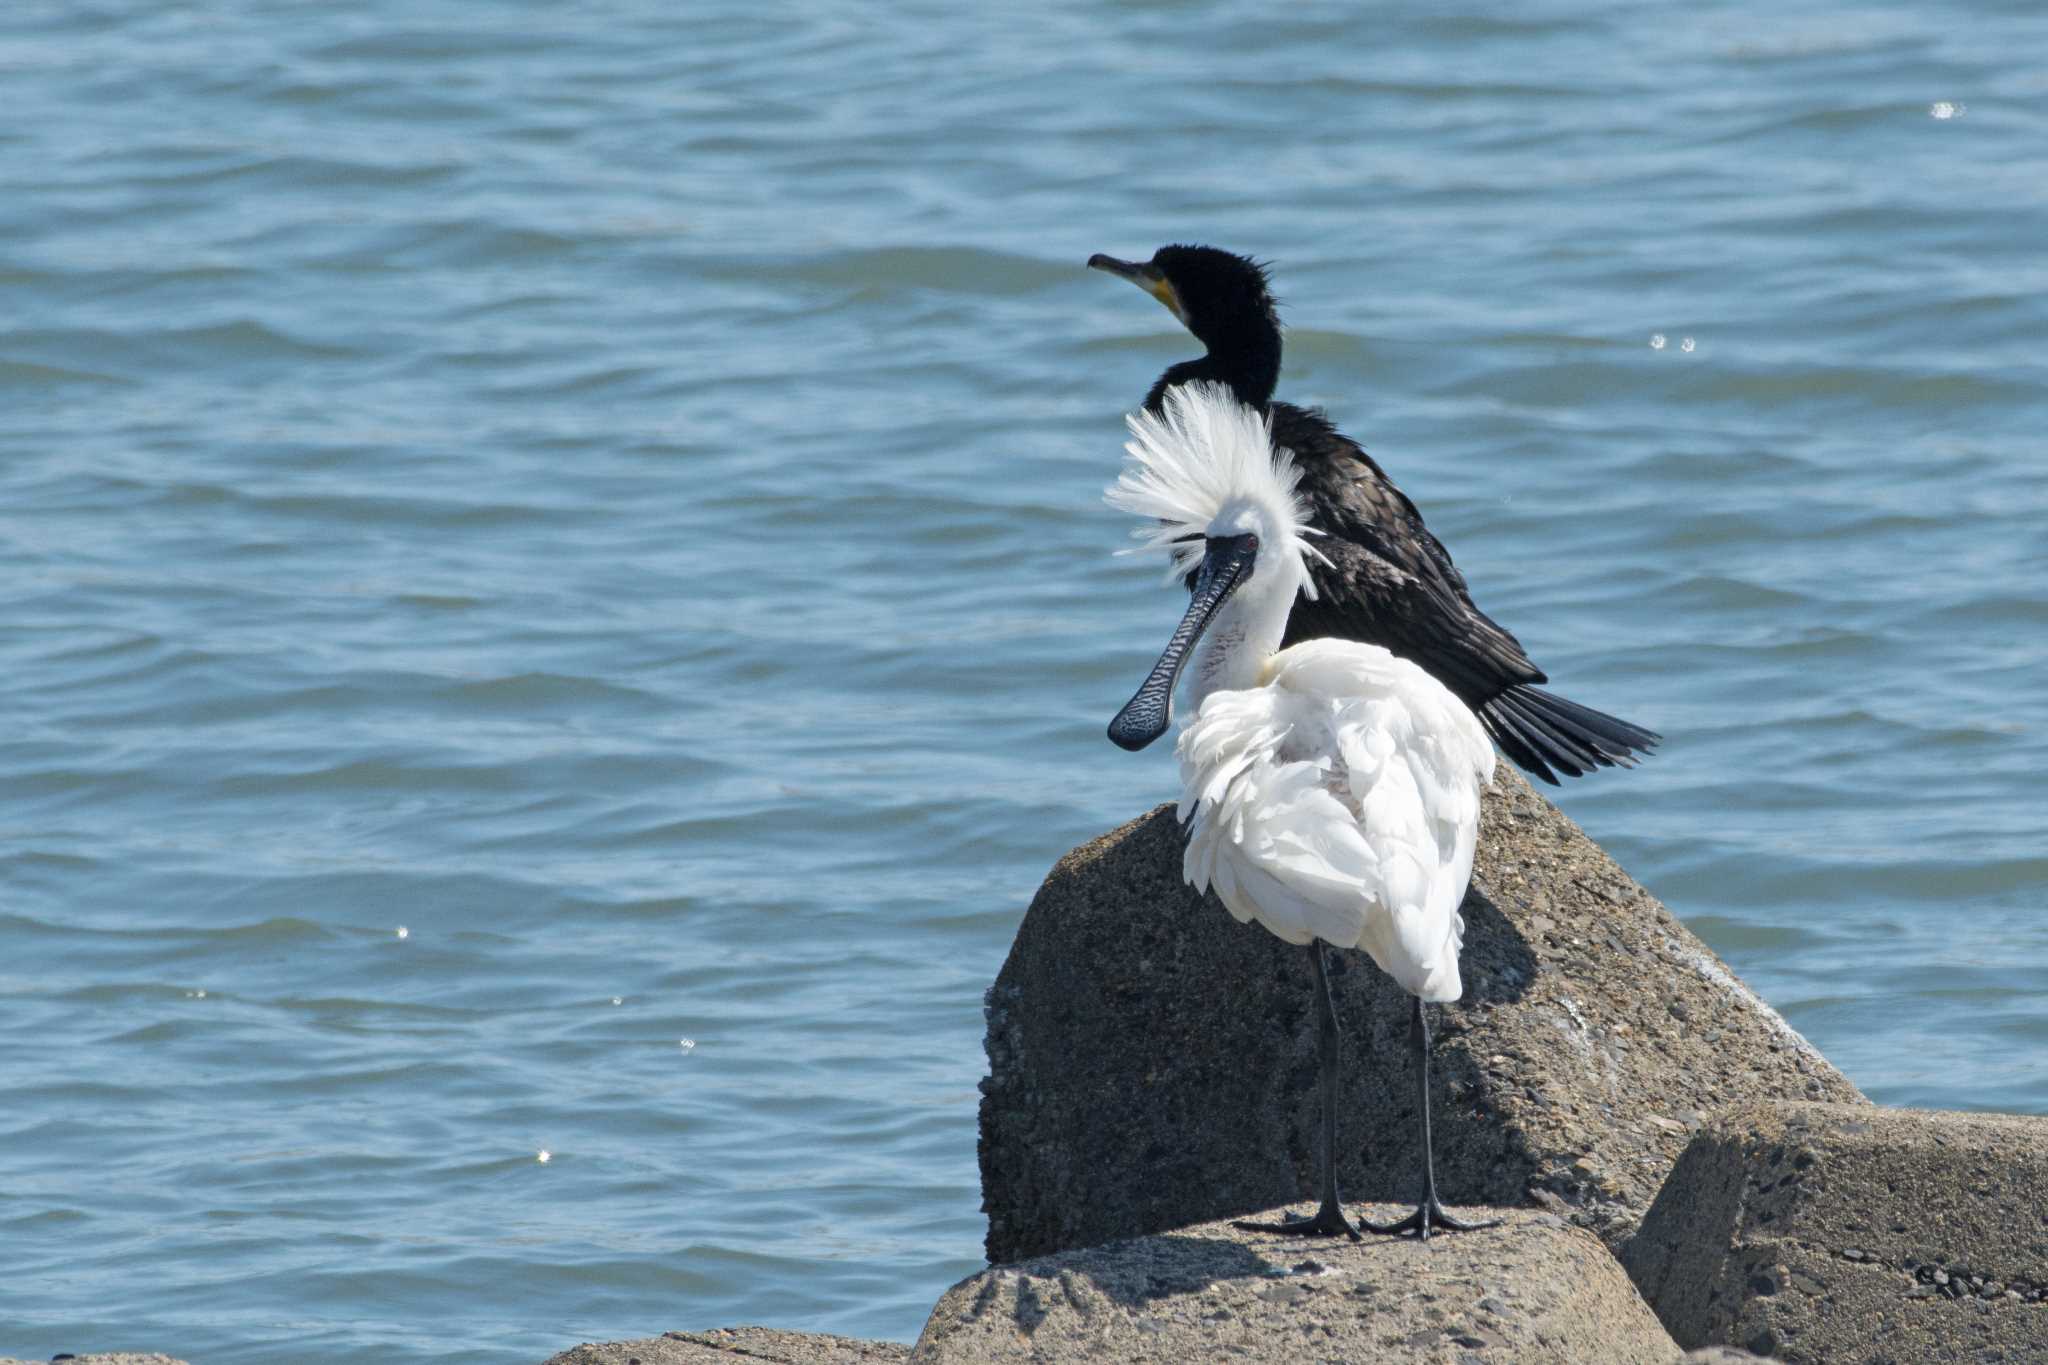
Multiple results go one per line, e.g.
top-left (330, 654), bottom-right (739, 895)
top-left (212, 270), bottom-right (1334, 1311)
top-left (1144, 276), bottom-right (1189, 325)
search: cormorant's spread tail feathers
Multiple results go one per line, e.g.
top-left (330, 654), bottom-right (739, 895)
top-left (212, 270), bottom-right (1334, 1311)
top-left (1479, 685), bottom-right (1660, 786)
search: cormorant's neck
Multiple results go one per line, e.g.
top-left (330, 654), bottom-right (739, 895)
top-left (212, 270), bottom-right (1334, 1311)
top-left (1142, 331), bottom-right (1281, 414)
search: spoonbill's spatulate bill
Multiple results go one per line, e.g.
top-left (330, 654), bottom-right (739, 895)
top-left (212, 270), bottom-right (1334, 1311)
top-left (1089, 244), bottom-right (1659, 785)
top-left (1106, 382), bottom-right (1498, 1240)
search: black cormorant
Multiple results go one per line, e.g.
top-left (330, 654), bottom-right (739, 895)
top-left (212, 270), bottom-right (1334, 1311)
top-left (1088, 244), bottom-right (1658, 783)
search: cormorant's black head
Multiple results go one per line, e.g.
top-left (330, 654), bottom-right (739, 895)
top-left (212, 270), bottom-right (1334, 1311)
top-left (1088, 244), bottom-right (1281, 406)
top-left (1088, 245), bottom-right (1277, 349)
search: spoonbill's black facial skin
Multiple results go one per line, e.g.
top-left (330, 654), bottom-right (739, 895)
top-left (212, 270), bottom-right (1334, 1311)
top-left (1107, 533), bottom-right (1259, 752)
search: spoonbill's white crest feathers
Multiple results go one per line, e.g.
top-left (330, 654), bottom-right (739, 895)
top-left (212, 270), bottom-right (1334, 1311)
top-left (1105, 380), bottom-right (1326, 596)
top-left (1176, 640), bottom-right (1495, 1001)
top-left (1102, 380), bottom-right (1498, 1241)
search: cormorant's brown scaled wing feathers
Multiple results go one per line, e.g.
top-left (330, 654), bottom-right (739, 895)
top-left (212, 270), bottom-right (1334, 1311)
top-left (1273, 402), bottom-right (1541, 689)
top-left (1266, 401), bottom-right (1658, 784)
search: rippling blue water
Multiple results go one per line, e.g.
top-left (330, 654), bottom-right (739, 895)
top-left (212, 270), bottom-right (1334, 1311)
top-left (3, 2), bottom-right (2045, 1361)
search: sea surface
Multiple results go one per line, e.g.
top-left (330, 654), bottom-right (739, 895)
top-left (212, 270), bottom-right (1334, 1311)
top-left (3, 1), bottom-right (2044, 1361)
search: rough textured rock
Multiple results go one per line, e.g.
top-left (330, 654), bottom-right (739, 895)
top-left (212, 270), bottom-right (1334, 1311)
top-left (980, 767), bottom-right (1864, 1264)
top-left (542, 1327), bottom-right (908, 1364)
top-left (1623, 1102), bottom-right (2048, 1363)
top-left (914, 1206), bottom-right (1682, 1363)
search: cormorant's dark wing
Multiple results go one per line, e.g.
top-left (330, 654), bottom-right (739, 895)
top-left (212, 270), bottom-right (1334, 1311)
top-left (1271, 406), bottom-right (1465, 580)
top-left (1272, 402), bottom-right (1536, 685)
top-left (1284, 535), bottom-right (1535, 698)
top-left (1268, 402), bottom-right (1659, 783)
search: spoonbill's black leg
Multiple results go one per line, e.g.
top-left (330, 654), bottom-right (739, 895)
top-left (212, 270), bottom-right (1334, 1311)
top-left (1234, 940), bottom-right (1360, 1240)
top-left (1363, 995), bottom-right (1498, 1241)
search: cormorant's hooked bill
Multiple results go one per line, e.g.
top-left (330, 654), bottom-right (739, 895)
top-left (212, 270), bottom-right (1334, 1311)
top-left (1088, 252), bottom-right (1188, 325)
top-left (1107, 534), bottom-right (1258, 752)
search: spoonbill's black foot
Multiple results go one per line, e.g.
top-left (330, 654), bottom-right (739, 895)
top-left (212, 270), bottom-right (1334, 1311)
top-left (1361, 1198), bottom-right (1498, 1241)
top-left (1233, 1203), bottom-right (1361, 1241)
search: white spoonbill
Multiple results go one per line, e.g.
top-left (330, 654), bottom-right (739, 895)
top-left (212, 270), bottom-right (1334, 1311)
top-left (1104, 382), bottom-right (1497, 1240)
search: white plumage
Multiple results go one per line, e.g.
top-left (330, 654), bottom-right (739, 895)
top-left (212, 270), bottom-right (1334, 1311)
top-left (1107, 384), bottom-right (1494, 1003)
top-left (1178, 641), bottom-right (1494, 1001)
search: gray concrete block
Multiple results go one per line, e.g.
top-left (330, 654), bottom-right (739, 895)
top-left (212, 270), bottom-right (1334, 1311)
top-left (542, 1327), bottom-right (910, 1365)
top-left (1623, 1101), bottom-right (2048, 1362)
top-left (915, 1207), bottom-right (1682, 1363)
